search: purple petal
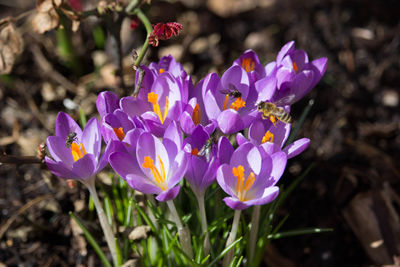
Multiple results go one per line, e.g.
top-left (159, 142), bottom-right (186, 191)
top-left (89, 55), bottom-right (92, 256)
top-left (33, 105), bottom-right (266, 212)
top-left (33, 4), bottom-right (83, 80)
top-left (180, 111), bottom-right (196, 135)
top-left (220, 65), bottom-right (249, 100)
top-left (217, 136), bottom-right (234, 165)
top-left (46, 136), bottom-right (74, 167)
top-left (167, 150), bottom-right (188, 188)
top-left (217, 109), bottom-right (244, 134)
top-left (265, 62), bottom-right (277, 76)
top-left (71, 154), bottom-right (96, 180)
top-left (276, 41), bottom-right (295, 65)
top-left (156, 185), bottom-right (181, 202)
top-left (96, 91), bottom-right (120, 118)
top-left (255, 75), bottom-right (277, 103)
top-left (45, 157), bottom-right (78, 179)
top-left (120, 96), bottom-right (151, 118)
top-left (81, 118), bottom-right (101, 161)
top-left (287, 49), bottom-right (309, 69)
top-left (216, 164), bottom-right (235, 196)
top-left (223, 197), bottom-right (249, 210)
top-left (96, 140), bottom-right (125, 172)
top-left (109, 151), bottom-right (143, 179)
top-left (309, 57), bottom-right (328, 88)
top-left (163, 121), bottom-right (182, 149)
top-left (125, 174), bottom-right (161, 195)
top-left (290, 70), bottom-right (314, 103)
top-left (236, 133), bottom-right (247, 146)
top-left (230, 143), bottom-right (258, 174)
top-left (284, 138), bottom-right (310, 159)
top-left (269, 152), bottom-right (287, 186)
top-left (244, 186), bottom-right (279, 206)
top-left (202, 73), bottom-right (222, 120)
top-left (55, 112), bottom-right (82, 140)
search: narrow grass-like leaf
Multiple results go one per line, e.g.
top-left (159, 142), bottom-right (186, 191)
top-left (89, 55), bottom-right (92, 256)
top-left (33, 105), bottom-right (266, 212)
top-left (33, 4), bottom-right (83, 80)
top-left (69, 212), bottom-right (112, 267)
top-left (207, 237), bottom-right (243, 267)
top-left (115, 237), bottom-right (123, 266)
top-left (79, 108), bottom-right (87, 127)
top-left (133, 201), bottom-right (157, 232)
top-left (285, 98), bottom-right (314, 146)
top-left (268, 227), bottom-right (333, 239)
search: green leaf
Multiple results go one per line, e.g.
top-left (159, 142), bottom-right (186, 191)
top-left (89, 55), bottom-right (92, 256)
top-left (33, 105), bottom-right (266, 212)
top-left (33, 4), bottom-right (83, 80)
top-left (268, 227), bottom-right (333, 239)
top-left (69, 212), bottom-right (112, 267)
top-left (207, 237), bottom-right (243, 267)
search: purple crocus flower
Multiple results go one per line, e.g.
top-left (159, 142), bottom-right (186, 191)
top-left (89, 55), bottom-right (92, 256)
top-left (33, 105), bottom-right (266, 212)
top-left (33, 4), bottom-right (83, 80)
top-left (232, 50), bottom-right (266, 83)
top-left (237, 119), bottom-right (310, 159)
top-left (216, 142), bottom-right (287, 210)
top-left (262, 41), bottom-right (328, 104)
top-left (184, 125), bottom-right (219, 196)
top-left (109, 121), bottom-right (189, 201)
top-left (202, 65), bottom-right (263, 134)
top-left (96, 91), bottom-right (120, 118)
top-left (45, 112), bottom-right (109, 180)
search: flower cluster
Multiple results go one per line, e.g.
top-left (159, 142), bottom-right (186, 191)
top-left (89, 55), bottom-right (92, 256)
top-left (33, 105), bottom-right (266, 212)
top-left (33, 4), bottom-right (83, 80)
top-left (46, 41), bottom-right (327, 209)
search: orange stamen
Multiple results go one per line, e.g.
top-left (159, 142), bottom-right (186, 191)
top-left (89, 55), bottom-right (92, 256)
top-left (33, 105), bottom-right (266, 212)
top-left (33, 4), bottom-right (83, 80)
top-left (241, 58), bottom-right (255, 73)
top-left (191, 147), bottom-right (199, 156)
top-left (269, 115), bottom-right (278, 126)
top-left (113, 127), bottom-right (125, 141)
top-left (159, 68), bottom-right (165, 74)
top-left (147, 92), bottom-right (169, 124)
top-left (262, 131), bottom-right (274, 144)
top-left (232, 165), bottom-right (255, 201)
top-left (142, 156), bottom-right (167, 191)
top-left (192, 104), bottom-right (201, 125)
top-left (230, 97), bottom-right (246, 111)
top-left (71, 142), bottom-right (87, 161)
top-left (222, 94), bottom-right (229, 111)
top-left (292, 62), bottom-right (299, 73)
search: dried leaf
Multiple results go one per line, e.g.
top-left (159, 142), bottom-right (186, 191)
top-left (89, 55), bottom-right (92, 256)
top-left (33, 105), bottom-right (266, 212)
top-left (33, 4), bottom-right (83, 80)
top-left (0, 23), bottom-right (23, 74)
top-left (32, 9), bottom-right (59, 34)
top-left (36, 0), bottom-right (54, 12)
top-left (128, 225), bottom-right (151, 241)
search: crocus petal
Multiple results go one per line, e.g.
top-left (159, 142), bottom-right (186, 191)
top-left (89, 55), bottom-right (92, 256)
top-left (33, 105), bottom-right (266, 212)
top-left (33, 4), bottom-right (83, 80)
top-left (220, 65), bottom-right (249, 100)
top-left (81, 118), bottom-right (101, 160)
top-left (167, 150), bottom-right (188, 188)
top-left (217, 109), bottom-right (244, 134)
top-left (217, 136), bottom-right (234, 165)
top-left (120, 96), bottom-right (151, 118)
top-left (284, 138), bottom-right (310, 159)
top-left (46, 136), bottom-right (74, 167)
top-left (156, 185), bottom-right (181, 202)
top-left (255, 75), bottom-right (277, 103)
top-left (96, 140), bottom-right (124, 172)
top-left (290, 70), bottom-right (314, 103)
top-left (96, 91), bottom-right (120, 118)
top-left (45, 157), bottom-right (78, 179)
top-left (276, 41), bottom-right (295, 65)
top-left (216, 164), bottom-right (235, 196)
top-left (202, 73), bottom-right (222, 120)
top-left (244, 186), bottom-right (279, 206)
top-left (125, 174), bottom-right (161, 195)
top-left (230, 143), bottom-right (260, 175)
top-left (180, 111), bottom-right (196, 135)
top-left (269, 152), bottom-right (287, 186)
top-left (55, 112), bottom-right (82, 140)
top-left (236, 133), bottom-right (247, 146)
top-left (223, 197), bottom-right (249, 210)
top-left (309, 57), bottom-right (328, 88)
top-left (163, 121), bottom-right (182, 150)
top-left (71, 154), bottom-right (96, 180)
top-left (109, 151), bottom-right (144, 179)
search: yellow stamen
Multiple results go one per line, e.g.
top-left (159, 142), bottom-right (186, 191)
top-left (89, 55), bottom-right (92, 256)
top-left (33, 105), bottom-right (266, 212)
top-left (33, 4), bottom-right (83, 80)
top-left (222, 94), bottom-right (229, 111)
top-left (142, 156), bottom-right (167, 191)
top-left (113, 127), bottom-right (125, 141)
top-left (147, 92), bottom-right (169, 124)
top-left (159, 68), bottom-right (165, 74)
top-left (191, 147), bottom-right (199, 156)
top-left (71, 142), bottom-right (87, 162)
top-left (262, 131), bottom-right (274, 144)
top-left (229, 97), bottom-right (246, 111)
top-left (232, 165), bottom-right (255, 201)
top-left (192, 104), bottom-right (201, 125)
top-left (269, 115), bottom-right (278, 126)
top-left (241, 58), bottom-right (255, 73)
top-left (292, 62), bottom-right (299, 73)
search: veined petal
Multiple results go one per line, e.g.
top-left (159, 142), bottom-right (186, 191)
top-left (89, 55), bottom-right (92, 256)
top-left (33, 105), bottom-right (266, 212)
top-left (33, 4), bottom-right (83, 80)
top-left (125, 174), bottom-right (161, 195)
top-left (55, 112), bottom-right (82, 140)
top-left (96, 91), bottom-right (120, 118)
top-left (223, 197), bottom-right (249, 210)
top-left (109, 151), bottom-right (144, 179)
top-left (269, 152), bottom-right (287, 186)
top-left (276, 41), bottom-right (295, 65)
top-left (217, 109), bottom-right (245, 134)
top-left (284, 138), bottom-right (310, 159)
top-left (45, 157), bottom-right (78, 179)
top-left (71, 154), bottom-right (96, 180)
top-left (81, 118), bottom-right (101, 161)
top-left (156, 185), bottom-right (181, 202)
top-left (46, 136), bottom-right (74, 167)
top-left (244, 186), bottom-right (279, 206)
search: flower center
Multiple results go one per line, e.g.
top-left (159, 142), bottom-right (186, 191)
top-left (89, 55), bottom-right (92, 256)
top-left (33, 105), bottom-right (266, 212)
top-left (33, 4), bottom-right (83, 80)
top-left (222, 95), bottom-right (246, 111)
top-left (192, 103), bottom-right (201, 125)
top-left (142, 156), bottom-right (167, 191)
top-left (292, 62), bottom-right (299, 73)
top-left (148, 92), bottom-right (169, 124)
top-left (241, 58), bottom-right (255, 73)
top-left (159, 68), bottom-right (165, 74)
top-left (262, 131), bottom-right (274, 143)
top-left (113, 127), bottom-right (126, 141)
top-left (191, 147), bottom-right (199, 156)
top-left (71, 142), bottom-right (87, 162)
top-left (232, 165), bottom-right (255, 202)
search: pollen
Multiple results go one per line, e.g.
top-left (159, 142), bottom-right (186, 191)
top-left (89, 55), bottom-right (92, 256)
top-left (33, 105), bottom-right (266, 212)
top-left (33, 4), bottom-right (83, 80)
top-left (142, 156), bottom-right (167, 191)
top-left (269, 115), bottom-right (278, 126)
top-left (191, 147), bottom-right (199, 156)
top-left (159, 68), bottom-right (165, 74)
top-left (113, 127), bottom-right (126, 141)
top-left (230, 97), bottom-right (246, 111)
top-left (292, 62), bottom-right (299, 73)
top-left (71, 142), bottom-right (87, 161)
top-left (241, 58), bottom-right (255, 73)
top-left (192, 103), bottom-right (201, 125)
top-left (232, 165), bottom-right (255, 202)
top-left (262, 131), bottom-right (274, 143)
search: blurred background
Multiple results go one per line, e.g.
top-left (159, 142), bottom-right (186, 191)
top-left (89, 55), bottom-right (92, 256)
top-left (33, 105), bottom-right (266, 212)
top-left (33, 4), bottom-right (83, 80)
top-left (1, 0), bottom-right (400, 266)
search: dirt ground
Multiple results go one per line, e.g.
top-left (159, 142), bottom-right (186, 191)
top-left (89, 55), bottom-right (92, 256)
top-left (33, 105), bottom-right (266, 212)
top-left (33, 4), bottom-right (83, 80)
top-left (1, 0), bottom-right (400, 266)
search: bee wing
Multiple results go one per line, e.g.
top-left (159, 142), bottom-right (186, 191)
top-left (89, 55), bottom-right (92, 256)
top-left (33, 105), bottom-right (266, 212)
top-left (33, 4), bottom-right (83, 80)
top-left (274, 95), bottom-right (296, 106)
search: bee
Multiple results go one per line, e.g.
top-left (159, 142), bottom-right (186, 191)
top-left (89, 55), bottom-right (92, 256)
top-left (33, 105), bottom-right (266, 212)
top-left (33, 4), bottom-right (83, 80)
top-left (198, 130), bottom-right (222, 161)
top-left (257, 96), bottom-right (295, 124)
top-left (220, 84), bottom-right (242, 99)
top-left (65, 132), bottom-right (77, 148)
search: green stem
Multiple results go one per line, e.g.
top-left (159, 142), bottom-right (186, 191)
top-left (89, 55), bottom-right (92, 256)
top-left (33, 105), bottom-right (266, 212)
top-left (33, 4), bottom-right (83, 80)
top-left (85, 179), bottom-right (119, 267)
top-left (223, 210), bottom-right (241, 267)
top-left (146, 194), bottom-right (159, 230)
top-left (196, 193), bottom-right (211, 256)
top-left (248, 205), bottom-right (260, 263)
top-left (132, 8), bottom-right (152, 68)
top-left (166, 200), bottom-right (194, 259)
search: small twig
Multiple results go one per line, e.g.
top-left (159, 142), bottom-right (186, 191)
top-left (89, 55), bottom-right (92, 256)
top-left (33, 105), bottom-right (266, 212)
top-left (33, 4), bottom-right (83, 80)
top-left (0, 194), bottom-right (53, 240)
top-left (0, 119), bottom-right (20, 146)
top-left (132, 8), bottom-right (152, 68)
top-left (132, 67), bottom-right (145, 97)
top-left (0, 155), bottom-right (42, 165)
